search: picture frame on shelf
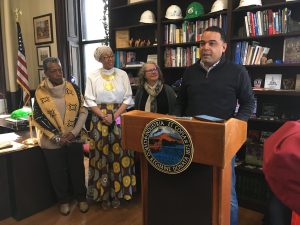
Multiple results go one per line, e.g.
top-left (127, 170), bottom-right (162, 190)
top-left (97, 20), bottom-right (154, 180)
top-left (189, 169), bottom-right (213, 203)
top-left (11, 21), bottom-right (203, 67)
top-left (295, 74), bottom-right (300, 91)
top-left (115, 30), bottom-right (129, 48)
top-left (33, 13), bottom-right (53, 45)
top-left (283, 36), bottom-right (300, 64)
top-left (36, 46), bottom-right (51, 67)
top-left (38, 69), bottom-right (46, 82)
top-left (264, 74), bottom-right (282, 90)
top-left (282, 78), bottom-right (295, 90)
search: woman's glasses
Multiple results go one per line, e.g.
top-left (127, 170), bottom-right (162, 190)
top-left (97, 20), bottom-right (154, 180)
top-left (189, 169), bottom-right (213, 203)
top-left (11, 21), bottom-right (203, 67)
top-left (102, 55), bottom-right (114, 60)
top-left (145, 67), bottom-right (158, 74)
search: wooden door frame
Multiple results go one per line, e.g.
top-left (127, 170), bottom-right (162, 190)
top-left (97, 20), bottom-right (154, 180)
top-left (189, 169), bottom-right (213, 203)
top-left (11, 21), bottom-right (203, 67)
top-left (54, 0), bottom-right (69, 79)
top-left (0, 14), bottom-right (6, 99)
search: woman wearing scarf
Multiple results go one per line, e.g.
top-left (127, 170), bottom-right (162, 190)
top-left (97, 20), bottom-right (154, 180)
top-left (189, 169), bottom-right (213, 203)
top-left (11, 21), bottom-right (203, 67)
top-left (135, 62), bottom-right (176, 114)
top-left (32, 57), bottom-right (88, 215)
top-left (84, 46), bottom-right (136, 209)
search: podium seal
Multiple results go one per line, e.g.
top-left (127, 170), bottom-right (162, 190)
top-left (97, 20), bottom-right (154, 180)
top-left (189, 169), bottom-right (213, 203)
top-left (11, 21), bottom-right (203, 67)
top-left (141, 118), bottom-right (194, 174)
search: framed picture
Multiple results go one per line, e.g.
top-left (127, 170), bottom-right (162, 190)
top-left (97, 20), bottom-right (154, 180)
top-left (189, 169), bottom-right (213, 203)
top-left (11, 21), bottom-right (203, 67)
top-left (38, 69), bottom-right (46, 82)
top-left (283, 37), bottom-right (300, 64)
top-left (36, 46), bottom-right (51, 66)
top-left (264, 74), bottom-right (282, 90)
top-left (33, 13), bottom-right (53, 45)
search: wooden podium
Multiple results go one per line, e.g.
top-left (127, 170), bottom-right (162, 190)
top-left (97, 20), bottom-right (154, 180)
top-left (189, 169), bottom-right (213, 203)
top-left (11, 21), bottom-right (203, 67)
top-left (121, 110), bottom-right (247, 225)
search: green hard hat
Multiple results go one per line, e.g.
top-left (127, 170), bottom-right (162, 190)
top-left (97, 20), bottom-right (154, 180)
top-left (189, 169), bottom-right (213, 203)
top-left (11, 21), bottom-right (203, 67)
top-left (185, 2), bottom-right (205, 19)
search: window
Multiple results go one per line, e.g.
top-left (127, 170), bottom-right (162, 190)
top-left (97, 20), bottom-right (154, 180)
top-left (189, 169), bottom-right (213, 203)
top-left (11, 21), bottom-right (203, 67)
top-left (80, 0), bottom-right (109, 78)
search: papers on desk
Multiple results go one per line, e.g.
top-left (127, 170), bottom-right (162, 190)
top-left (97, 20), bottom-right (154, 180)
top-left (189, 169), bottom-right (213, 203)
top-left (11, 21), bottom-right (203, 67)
top-left (0, 114), bottom-right (10, 119)
top-left (0, 133), bottom-right (24, 154)
top-left (0, 141), bottom-right (13, 149)
top-left (0, 132), bottom-right (20, 141)
top-left (0, 141), bottom-right (25, 154)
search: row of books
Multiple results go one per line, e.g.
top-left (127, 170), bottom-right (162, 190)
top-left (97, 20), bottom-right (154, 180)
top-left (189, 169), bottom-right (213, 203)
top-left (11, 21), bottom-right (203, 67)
top-left (164, 46), bottom-right (200, 67)
top-left (244, 8), bottom-right (290, 37)
top-left (236, 168), bottom-right (269, 202)
top-left (233, 41), bottom-right (270, 65)
top-left (114, 51), bottom-right (138, 68)
top-left (164, 15), bottom-right (227, 44)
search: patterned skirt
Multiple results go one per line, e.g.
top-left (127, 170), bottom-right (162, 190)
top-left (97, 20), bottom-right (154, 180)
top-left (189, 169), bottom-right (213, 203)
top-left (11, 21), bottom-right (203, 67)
top-left (87, 103), bottom-right (136, 202)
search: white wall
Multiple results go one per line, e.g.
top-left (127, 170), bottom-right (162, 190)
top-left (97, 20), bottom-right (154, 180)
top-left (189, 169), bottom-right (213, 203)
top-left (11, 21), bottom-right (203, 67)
top-left (1, 0), bottom-right (57, 92)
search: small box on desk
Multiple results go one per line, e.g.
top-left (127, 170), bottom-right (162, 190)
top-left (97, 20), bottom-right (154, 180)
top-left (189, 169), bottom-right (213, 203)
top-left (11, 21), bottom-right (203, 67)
top-left (4, 118), bottom-right (29, 131)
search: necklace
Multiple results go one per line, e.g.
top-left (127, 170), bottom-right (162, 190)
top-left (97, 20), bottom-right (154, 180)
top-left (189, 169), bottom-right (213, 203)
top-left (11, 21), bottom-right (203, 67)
top-left (101, 71), bottom-right (115, 91)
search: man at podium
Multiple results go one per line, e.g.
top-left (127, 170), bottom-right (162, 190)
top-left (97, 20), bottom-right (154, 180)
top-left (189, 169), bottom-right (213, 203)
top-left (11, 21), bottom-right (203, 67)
top-left (174, 26), bottom-right (255, 225)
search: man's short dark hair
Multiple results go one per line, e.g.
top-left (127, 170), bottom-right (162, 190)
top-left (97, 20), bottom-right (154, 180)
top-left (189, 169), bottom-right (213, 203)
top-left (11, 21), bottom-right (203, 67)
top-left (204, 26), bottom-right (226, 42)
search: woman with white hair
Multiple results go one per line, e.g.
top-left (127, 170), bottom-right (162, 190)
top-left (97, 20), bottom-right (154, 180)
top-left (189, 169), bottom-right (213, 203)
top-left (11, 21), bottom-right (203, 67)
top-left (135, 61), bottom-right (176, 114)
top-left (84, 46), bottom-right (136, 209)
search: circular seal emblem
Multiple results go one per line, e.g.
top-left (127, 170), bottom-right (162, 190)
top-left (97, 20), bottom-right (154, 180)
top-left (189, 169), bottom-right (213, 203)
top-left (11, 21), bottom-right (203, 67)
top-left (141, 118), bottom-right (194, 174)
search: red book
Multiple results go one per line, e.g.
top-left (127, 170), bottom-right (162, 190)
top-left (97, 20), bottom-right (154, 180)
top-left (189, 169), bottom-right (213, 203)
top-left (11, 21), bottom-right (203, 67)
top-left (267, 9), bottom-right (274, 35)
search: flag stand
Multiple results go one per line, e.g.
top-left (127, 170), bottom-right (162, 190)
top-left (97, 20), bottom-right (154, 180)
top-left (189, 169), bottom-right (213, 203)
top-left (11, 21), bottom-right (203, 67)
top-left (23, 115), bottom-right (38, 145)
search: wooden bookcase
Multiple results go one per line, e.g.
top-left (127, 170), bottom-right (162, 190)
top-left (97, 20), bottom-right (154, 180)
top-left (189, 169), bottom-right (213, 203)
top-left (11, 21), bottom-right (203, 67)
top-left (108, 0), bottom-right (300, 213)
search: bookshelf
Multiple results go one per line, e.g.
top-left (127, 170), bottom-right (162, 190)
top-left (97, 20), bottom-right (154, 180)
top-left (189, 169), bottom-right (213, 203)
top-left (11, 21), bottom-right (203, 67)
top-left (108, 0), bottom-right (300, 213)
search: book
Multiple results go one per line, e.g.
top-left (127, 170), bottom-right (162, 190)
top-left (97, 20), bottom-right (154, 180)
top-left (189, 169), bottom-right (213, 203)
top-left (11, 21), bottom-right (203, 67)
top-left (128, 0), bottom-right (144, 3)
top-left (147, 54), bottom-right (158, 64)
top-left (125, 61), bottom-right (144, 68)
top-left (115, 30), bottom-right (130, 48)
top-left (126, 52), bottom-right (136, 63)
top-left (264, 74), bottom-right (282, 90)
top-left (233, 42), bottom-right (241, 64)
top-left (295, 74), bottom-right (300, 91)
top-left (287, 8), bottom-right (300, 33)
top-left (283, 36), bottom-right (300, 63)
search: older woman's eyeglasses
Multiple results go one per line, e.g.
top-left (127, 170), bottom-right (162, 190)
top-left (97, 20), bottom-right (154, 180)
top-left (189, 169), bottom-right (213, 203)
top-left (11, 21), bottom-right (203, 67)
top-left (102, 55), bottom-right (114, 60)
top-left (145, 67), bottom-right (158, 74)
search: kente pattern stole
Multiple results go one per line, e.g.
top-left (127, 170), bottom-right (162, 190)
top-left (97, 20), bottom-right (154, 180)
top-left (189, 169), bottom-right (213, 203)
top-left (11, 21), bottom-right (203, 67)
top-left (33, 80), bottom-right (84, 138)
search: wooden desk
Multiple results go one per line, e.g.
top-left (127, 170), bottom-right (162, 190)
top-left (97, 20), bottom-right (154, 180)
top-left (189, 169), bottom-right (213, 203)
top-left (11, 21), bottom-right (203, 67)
top-left (0, 156), bottom-right (11, 220)
top-left (0, 122), bottom-right (56, 221)
top-left (7, 146), bottom-right (56, 220)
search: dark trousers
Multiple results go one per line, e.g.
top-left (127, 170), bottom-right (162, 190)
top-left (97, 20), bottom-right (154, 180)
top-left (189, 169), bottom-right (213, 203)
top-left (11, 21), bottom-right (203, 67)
top-left (42, 142), bottom-right (87, 203)
top-left (268, 191), bottom-right (291, 225)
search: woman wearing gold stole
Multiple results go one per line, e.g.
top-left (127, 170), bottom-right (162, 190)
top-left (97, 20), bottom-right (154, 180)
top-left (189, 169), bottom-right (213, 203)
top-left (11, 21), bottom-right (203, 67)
top-left (84, 46), bottom-right (136, 209)
top-left (32, 57), bottom-right (89, 215)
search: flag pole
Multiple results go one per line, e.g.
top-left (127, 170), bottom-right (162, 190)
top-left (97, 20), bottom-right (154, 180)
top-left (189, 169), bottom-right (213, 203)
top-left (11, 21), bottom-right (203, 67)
top-left (15, 8), bottom-right (31, 107)
top-left (14, 8), bottom-right (37, 145)
top-left (15, 8), bottom-right (23, 109)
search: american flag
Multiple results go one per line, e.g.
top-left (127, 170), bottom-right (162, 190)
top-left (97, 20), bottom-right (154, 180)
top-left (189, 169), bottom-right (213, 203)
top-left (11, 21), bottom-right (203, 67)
top-left (16, 22), bottom-right (30, 106)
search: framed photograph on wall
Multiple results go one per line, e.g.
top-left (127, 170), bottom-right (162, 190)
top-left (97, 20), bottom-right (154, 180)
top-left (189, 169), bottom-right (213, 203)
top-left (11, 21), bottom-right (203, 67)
top-left (37, 46), bottom-right (51, 66)
top-left (33, 13), bottom-right (53, 45)
top-left (38, 69), bottom-right (46, 82)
